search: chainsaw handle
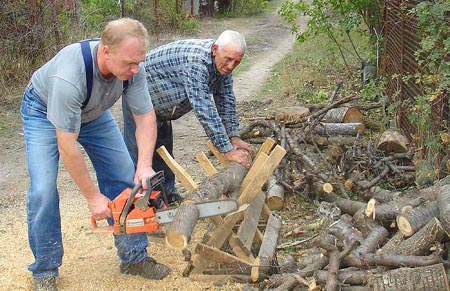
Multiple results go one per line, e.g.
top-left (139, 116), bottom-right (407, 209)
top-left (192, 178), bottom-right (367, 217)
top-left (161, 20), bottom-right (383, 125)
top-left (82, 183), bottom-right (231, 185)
top-left (91, 201), bottom-right (114, 233)
top-left (91, 216), bottom-right (114, 233)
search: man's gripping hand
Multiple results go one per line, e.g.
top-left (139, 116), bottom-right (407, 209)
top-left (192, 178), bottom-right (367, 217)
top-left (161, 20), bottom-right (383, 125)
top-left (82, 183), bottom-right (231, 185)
top-left (134, 165), bottom-right (156, 190)
top-left (87, 192), bottom-right (113, 220)
top-left (224, 149), bottom-right (252, 168)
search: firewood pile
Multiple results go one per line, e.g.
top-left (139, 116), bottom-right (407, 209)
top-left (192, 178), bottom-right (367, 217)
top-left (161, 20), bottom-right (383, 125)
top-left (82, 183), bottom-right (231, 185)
top-left (237, 99), bottom-right (450, 291)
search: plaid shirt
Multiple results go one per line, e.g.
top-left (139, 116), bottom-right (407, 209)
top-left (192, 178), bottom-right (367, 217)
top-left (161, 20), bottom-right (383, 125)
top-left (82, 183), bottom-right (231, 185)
top-left (144, 39), bottom-right (240, 153)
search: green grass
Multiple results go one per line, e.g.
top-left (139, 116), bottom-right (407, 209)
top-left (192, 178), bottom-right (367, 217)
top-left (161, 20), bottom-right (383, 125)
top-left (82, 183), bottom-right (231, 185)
top-left (256, 31), bottom-right (375, 107)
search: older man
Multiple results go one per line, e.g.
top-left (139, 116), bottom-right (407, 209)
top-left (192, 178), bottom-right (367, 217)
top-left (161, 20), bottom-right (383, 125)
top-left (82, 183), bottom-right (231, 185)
top-left (21, 18), bottom-right (170, 291)
top-left (123, 30), bottom-right (252, 204)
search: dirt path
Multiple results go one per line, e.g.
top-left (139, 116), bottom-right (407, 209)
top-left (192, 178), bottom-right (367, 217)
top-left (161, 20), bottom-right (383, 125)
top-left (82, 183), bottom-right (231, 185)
top-left (0, 2), bottom-right (299, 290)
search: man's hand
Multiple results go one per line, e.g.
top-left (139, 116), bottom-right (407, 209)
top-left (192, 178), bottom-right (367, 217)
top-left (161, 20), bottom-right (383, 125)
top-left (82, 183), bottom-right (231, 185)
top-left (87, 192), bottom-right (112, 220)
top-left (230, 136), bottom-right (253, 155)
top-left (134, 166), bottom-right (156, 189)
top-left (224, 149), bottom-right (252, 168)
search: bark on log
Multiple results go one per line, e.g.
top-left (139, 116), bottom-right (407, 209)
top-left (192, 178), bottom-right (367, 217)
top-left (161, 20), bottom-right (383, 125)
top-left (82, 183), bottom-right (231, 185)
top-left (377, 230), bottom-right (405, 254)
top-left (376, 129), bottom-right (409, 154)
top-left (320, 192), bottom-right (366, 216)
top-left (314, 269), bottom-right (377, 285)
top-left (344, 212), bottom-right (389, 267)
top-left (395, 217), bottom-right (446, 255)
top-left (264, 274), bottom-right (309, 291)
top-left (437, 184), bottom-right (450, 235)
top-left (324, 243), bottom-right (340, 291)
top-left (190, 162), bottom-right (248, 201)
top-left (274, 106), bottom-right (310, 123)
top-left (296, 248), bottom-right (323, 269)
top-left (271, 274), bottom-right (309, 291)
top-left (165, 162), bottom-right (247, 249)
top-left (369, 263), bottom-right (449, 291)
top-left (396, 201), bottom-right (439, 236)
top-left (328, 214), bottom-right (363, 246)
top-left (369, 185), bottom-right (438, 205)
top-left (345, 251), bottom-right (443, 268)
top-left (365, 196), bottom-right (426, 221)
top-left (266, 176), bottom-right (284, 211)
top-left (165, 202), bottom-right (200, 250)
top-left (351, 223), bottom-right (389, 256)
top-left (353, 208), bottom-right (386, 237)
top-left (307, 122), bottom-right (365, 136)
top-left (369, 186), bottom-right (403, 203)
top-left (287, 95), bottom-right (360, 127)
top-left (322, 106), bottom-right (364, 123)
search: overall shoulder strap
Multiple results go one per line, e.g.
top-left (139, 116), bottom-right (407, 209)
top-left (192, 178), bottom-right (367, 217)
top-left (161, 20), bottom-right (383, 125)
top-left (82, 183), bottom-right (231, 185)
top-left (79, 38), bottom-right (99, 109)
top-left (80, 38), bottom-right (128, 108)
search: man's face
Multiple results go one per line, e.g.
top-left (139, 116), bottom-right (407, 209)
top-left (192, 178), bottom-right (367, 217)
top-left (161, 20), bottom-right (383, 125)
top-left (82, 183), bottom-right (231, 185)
top-left (213, 43), bottom-right (244, 76)
top-left (103, 37), bottom-right (146, 80)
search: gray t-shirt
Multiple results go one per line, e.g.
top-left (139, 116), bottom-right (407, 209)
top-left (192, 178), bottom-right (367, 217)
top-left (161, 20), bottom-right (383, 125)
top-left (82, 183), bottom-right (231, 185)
top-left (31, 40), bottom-right (152, 132)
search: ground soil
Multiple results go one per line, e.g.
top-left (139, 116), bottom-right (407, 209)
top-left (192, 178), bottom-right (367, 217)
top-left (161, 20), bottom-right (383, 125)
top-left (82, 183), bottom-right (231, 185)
top-left (0, 2), bottom-right (305, 290)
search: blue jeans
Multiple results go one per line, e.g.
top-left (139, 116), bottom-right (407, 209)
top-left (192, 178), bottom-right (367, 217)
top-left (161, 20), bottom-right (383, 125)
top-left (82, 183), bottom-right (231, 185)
top-left (21, 85), bottom-right (149, 279)
top-left (122, 100), bottom-right (177, 196)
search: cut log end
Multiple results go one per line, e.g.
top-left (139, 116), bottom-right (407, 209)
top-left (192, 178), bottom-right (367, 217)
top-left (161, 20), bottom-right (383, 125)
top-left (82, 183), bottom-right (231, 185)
top-left (266, 196), bottom-right (284, 211)
top-left (365, 198), bottom-right (376, 219)
top-left (323, 183), bottom-right (333, 194)
top-left (250, 257), bottom-right (262, 282)
top-left (165, 232), bottom-right (188, 250)
top-left (396, 215), bottom-right (414, 237)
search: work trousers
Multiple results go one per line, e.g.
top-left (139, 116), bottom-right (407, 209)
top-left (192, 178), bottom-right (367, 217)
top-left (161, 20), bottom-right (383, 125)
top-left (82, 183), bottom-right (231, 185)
top-left (122, 100), bottom-right (177, 196)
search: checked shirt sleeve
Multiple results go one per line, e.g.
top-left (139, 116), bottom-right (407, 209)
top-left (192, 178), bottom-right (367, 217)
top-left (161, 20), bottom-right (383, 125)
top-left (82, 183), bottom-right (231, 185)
top-left (183, 64), bottom-right (234, 153)
top-left (213, 76), bottom-right (240, 139)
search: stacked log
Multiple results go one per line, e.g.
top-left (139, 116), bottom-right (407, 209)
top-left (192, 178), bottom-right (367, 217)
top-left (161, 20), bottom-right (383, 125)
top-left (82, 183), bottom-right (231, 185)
top-left (264, 183), bottom-right (450, 291)
top-left (236, 98), bottom-right (450, 290)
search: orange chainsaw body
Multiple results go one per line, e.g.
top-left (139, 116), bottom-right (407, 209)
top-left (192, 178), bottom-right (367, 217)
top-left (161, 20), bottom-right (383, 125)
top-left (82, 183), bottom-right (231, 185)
top-left (109, 187), bottom-right (165, 235)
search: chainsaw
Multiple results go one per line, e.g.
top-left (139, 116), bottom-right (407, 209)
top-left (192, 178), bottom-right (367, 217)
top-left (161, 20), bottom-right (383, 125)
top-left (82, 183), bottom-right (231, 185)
top-left (91, 171), bottom-right (238, 235)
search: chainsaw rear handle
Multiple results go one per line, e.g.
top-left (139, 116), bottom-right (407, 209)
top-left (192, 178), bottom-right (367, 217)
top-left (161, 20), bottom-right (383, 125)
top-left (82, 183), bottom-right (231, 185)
top-left (91, 201), bottom-right (115, 233)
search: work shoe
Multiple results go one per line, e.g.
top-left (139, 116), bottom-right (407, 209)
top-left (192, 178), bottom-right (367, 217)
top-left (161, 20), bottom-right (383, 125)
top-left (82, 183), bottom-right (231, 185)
top-left (120, 257), bottom-right (170, 280)
top-left (33, 276), bottom-right (57, 291)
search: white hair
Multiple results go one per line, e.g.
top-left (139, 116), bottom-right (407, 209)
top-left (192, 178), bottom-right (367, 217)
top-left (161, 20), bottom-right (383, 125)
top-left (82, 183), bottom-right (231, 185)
top-left (214, 30), bottom-right (246, 54)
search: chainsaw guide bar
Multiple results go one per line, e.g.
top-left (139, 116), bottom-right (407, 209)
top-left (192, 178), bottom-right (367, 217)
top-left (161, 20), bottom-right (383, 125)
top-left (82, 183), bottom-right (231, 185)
top-left (156, 199), bottom-right (238, 224)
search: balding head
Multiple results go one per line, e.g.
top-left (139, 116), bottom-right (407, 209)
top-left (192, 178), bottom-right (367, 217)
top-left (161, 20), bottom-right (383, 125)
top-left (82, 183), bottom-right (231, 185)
top-left (101, 18), bottom-right (150, 53)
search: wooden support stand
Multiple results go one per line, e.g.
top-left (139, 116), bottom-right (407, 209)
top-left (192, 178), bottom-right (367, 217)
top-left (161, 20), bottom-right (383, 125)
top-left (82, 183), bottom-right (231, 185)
top-left (161, 138), bottom-right (286, 283)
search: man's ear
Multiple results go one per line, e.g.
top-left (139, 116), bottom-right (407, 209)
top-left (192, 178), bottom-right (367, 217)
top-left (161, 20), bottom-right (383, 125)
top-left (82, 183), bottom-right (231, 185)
top-left (102, 45), bottom-right (111, 59)
top-left (212, 44), bottom-right (219, 56)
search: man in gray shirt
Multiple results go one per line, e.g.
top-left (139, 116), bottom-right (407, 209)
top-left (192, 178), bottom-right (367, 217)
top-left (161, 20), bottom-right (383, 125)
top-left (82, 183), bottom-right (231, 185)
top-left (21, 18), bottom-right (169, 291)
